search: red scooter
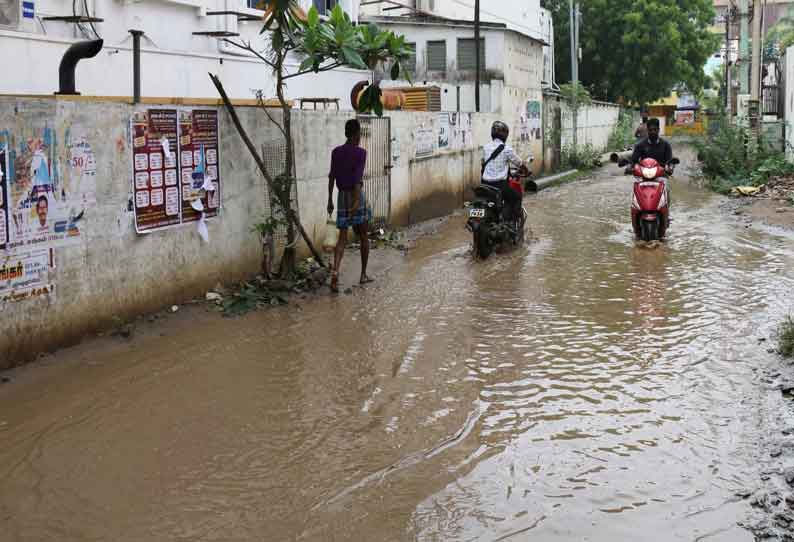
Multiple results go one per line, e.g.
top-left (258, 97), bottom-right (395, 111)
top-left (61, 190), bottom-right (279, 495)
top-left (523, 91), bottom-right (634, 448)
top-left (618, 156), bottom-right (679, 242)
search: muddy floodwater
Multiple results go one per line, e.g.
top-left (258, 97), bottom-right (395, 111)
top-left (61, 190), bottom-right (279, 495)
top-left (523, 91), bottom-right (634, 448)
top-left (3, 161), bottom-right (794, 541)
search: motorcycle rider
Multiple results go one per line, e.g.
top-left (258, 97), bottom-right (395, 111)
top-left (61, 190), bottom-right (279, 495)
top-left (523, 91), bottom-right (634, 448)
top-left (629, 117), bottom-right (674, 174)
top-left (481, 121), bottom-right (528, 223)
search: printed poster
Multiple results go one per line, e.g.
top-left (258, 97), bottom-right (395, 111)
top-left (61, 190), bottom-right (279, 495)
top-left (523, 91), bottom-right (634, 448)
top-left (5, 128), bottom-right (87, 251)
top-left (527, 101), bottom-right (542, 140)
top-left (131, 109), bottom-right (181, 233)
top-left (0, 145), bottom-right (8, 251)
top-left (415, 126), bottom-right (435, 158)
top-left (438, 113), bottom-right (450, 149)
top-left (451, 112), bottom-right (473, 149)
top-left (179, 109), bottom-right (220, 223)
top-left (0, 248), bottom-right (54, 303)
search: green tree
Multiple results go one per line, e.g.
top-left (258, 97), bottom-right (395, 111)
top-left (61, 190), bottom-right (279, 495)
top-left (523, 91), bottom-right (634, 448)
top-left (209, 2), bottom-right (412, 275)
top-left (543, 0), bottom-right (719, 106)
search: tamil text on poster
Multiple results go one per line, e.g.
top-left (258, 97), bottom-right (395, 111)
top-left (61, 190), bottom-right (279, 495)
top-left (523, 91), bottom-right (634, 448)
top-left (0, 248), bottom-right (54, 303)
top-left (131, 109), bottom-right (181, 233)
top-left (179, 109), bottom-right (220, 223)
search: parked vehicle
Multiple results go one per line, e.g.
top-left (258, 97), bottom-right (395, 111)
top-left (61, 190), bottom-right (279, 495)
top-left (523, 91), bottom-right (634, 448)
top-left (466, 162), bottom-right (531, 259)
top-left (618, 157), bottom-right (680, 241)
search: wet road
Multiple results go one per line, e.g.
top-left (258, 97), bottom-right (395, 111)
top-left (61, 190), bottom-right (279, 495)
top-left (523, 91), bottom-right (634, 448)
top-left (2, 159), bottom-right (794, 541)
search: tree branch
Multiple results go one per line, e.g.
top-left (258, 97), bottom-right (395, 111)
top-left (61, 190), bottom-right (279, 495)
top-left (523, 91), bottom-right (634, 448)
top-left (208, 73), bottom-right (327, 268)
top-left (282, 62), bottom-right (344, 80)
top-left (222, 39), bottom-right (277, 69)
top-left (255, 91), bottom-right (287, 138)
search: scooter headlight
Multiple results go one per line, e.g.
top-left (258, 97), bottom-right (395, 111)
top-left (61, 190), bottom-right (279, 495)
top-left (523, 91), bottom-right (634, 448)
top-left (642, 167), bottom-right (657, 179)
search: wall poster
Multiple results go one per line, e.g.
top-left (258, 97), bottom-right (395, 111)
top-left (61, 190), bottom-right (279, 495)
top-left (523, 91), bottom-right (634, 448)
top-left (527, 101), bottom-right (542, 140)
top-left (0, 248), bottom-right (54, 303)
top-left (179, 109), bottom-right (220, 223)
top-left (4, 127), bottom-right (88, 251)
top-left (415, 126), bottom-right (435, 158)
top-left (438, 113), bottom-right (450, 149)
top-left (131, 109), bottom-right (181, 233)
top-left (132, 108), bottom-right (221, 234)
top-left (0, 145), bottom-right (8, 251)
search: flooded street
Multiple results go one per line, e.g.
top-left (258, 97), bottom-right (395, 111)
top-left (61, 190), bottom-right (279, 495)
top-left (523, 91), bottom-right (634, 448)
top-left (3, 160), bottom-right (794, 541)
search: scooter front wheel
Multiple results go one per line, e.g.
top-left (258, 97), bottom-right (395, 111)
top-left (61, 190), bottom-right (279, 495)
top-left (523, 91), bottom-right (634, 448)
top-left (640, 219), bottom-right (660, 242)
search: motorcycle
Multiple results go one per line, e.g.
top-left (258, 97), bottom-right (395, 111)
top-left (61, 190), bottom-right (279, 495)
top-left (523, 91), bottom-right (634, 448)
top-left (617, 156), bottom-right (680, 242)
top-left (465, 161), bottom-right (531, 259)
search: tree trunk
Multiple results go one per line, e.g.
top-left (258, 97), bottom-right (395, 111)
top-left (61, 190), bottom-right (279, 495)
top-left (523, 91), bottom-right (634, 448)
top-left (208, 73), bottom-right (327, 270)
top-left (276, 57), bottom-right (298, 278)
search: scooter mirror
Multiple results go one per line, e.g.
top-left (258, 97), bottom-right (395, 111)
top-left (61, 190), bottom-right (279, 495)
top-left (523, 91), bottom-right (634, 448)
top-left (617, 159), bottom-right (629, 168)
top-left (669, 158), bottom-right (680, 165)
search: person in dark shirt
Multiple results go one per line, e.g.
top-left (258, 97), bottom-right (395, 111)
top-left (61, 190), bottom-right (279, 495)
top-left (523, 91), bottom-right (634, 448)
top-left (630, 118), bottom-right (673, 171)
top-left (327, 119), bottom-right (372, 293)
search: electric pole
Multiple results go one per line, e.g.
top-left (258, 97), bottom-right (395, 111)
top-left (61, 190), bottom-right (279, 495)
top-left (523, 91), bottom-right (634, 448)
top-left (570, 0), bottom-right (579, 149)
top-left (739, 0), bottom-right (750, 95)
top-left (725, 8), bottom-right (732, 118)
top-left (475, 0), bottom-right (480, 113)
top-left (750, 0), bottom-right (762, 133)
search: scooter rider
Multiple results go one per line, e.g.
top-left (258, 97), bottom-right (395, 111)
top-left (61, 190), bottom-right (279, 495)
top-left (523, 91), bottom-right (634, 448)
top-left (629, 118), bottom-right (674, 174)
top-left (482, 121), bottom-right (526, 222)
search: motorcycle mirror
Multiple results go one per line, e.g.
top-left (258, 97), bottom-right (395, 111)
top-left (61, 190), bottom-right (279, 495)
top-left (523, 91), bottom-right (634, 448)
top-left (669, 158), bottom-right (680, 165)
top-left (617, 159), bottom-right (629, 168)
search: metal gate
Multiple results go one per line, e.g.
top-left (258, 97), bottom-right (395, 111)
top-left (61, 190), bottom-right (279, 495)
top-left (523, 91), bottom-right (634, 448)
top-left (357, 115), bottom-right (392, 228)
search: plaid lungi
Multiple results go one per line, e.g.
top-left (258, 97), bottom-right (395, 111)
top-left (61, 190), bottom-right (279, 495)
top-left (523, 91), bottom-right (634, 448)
top-left (336, 190), bottom-right (372, 229)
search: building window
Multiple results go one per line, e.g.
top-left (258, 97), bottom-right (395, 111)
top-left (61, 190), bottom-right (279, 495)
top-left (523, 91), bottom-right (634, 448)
top-left (404, 43), bottom-right (416, 76)
top-left (312, 0), bottom-right (337, 14)
top-left (426, 40), bottom-right (447, 72)
top-left (458, 38), bottom-right (486, 72)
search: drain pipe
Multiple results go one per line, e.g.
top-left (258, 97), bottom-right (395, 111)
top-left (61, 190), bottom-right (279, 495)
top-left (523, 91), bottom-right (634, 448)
top-left (57, 39), bottom-right (104, 95)
top-left (129, 30), bottom-right (144, 103)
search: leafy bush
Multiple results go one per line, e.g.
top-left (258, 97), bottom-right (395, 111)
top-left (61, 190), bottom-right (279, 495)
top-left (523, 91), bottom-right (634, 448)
top-left (562, 143), bottom-right (601, 170)
top-left (607, 110), bottom-right (636, 151)
top-left (694, 117), bottom-right (792, 193)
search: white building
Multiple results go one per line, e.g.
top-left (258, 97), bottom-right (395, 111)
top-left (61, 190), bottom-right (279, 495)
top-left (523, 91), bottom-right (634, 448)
top-left (361, 0), bottom-right (544, 41)
top-left (0, 0), bottom-right (367, 102)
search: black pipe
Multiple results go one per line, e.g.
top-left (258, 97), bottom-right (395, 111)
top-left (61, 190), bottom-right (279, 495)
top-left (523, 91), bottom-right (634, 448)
top-left (57, 39), bottom-right (103, 95)
top-left (129, 30), bottom-right (144, 103)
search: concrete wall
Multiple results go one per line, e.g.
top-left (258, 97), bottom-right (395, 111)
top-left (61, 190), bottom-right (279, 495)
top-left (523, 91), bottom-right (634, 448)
top-left (786, 46), bottom-right (794, 161)
top-left (0, 97), bottom-right (507, 367)
top-left (0, 96), bottom-right (275, 367)
top-left (0, 0), bottom-right (366, 102)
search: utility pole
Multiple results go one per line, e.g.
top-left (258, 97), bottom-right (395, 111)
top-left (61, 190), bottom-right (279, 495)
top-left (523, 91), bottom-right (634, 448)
top-left (569, 0), bottom-right (579, 149)
top-left (750, 0), bottom-right (762, 132)
top-left (474, 0), bottom-right (480, 113)
top-left (739, 0), bottom-right (750, 95)
top-left (725, 9), bottom-right (733, 119)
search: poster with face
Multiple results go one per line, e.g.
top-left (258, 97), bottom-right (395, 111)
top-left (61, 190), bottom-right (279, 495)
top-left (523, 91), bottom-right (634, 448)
top-left (4, 129), bottom-right (85, 251)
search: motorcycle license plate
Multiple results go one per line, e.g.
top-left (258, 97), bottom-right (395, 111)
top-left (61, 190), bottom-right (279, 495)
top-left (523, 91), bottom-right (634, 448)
top-left (469, 208), bottom-right (486, 218)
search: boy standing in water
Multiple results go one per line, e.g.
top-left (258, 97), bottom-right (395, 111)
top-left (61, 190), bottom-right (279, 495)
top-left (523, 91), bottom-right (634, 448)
top-left (327, 119), bottom-right (372, 293)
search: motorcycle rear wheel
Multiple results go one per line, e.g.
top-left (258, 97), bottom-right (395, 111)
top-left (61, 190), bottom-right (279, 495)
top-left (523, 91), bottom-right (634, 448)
top-left (474, 223), bottom-right (494, 259)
